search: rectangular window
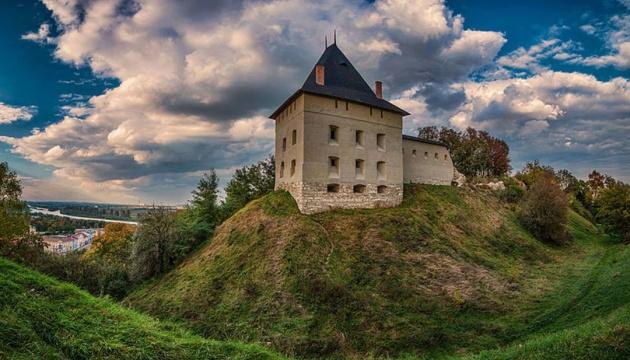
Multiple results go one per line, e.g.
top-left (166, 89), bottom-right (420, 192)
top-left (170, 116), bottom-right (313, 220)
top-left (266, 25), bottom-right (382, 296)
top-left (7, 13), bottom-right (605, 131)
top-left (370, 107), bottom-right (373, 116)
top-left (327, 183), bottom-right (340, 193)
top-left (282, 138), bottom-right (286, 151)
top-left (335, 99), bottom-right (338, 108)
top-left (353, 184), bottom-right (366, 193)
top-left (377, 133), bottom-right (385, 151)
top-left (377, 161), bottom-right (386, 180)
top-left (355, 130), bottom-right (364, 147)
top-left (292, 129), bottom-right (297, 145)
top-left (424, 151), bottom-right (428, 159)
top-left (345, 101), bottom-right (349, 111)
top-left (329, 125), bottom-right (338, 143)
top-left (434, 152), bottom-right (439, 159)
top-left (380, 109), bottom-right (383, 118)
top-left (412, 149), bottom-right (417, 157)
top-left (329, 156), bottom-right (339, 177)
top-left (280, 161), bottom-right (285, 178)
top-left (355, 159), bottom-right (365, 178)
top-left (290, 159), bottom-right (296, 176)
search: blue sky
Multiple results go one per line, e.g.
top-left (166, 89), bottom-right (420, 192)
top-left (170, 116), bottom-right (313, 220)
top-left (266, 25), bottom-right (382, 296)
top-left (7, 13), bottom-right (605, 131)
top-left (0, 0), bottom-right (628, 204)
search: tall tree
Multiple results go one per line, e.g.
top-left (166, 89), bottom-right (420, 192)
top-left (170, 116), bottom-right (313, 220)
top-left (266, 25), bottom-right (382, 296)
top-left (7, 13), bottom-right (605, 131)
top-left (417, 126), bottom-right (510, 177)
top-left (223, 155), bottom-right (275, 215)
top-left (129, 206), bottom-right (180, 282)
top-left (0, 162), bottom-right (45, 264)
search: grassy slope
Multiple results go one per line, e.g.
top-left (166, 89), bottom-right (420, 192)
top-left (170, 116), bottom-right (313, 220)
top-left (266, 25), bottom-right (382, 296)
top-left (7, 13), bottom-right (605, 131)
top-left (126, 185), bottom-right (611, 358)
top-left (453, 214), bottom-right (630, 360)
top-left (0, 257), bottom-right (284, 360)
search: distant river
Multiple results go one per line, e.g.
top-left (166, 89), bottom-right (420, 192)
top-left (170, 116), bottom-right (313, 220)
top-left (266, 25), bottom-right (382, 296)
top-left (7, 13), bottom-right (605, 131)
top-left (29, 207), bottom-right (138, 225)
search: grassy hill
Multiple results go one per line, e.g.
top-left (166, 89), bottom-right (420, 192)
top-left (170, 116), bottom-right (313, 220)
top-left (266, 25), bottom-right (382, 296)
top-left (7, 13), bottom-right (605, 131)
top-left (0, 257), bottom-right (284, 359)
top-left (125, 185), bottom-right (629, 359)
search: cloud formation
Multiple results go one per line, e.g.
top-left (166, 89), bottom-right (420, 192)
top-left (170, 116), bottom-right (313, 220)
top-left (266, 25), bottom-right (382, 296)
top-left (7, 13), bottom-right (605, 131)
top-left (0, 102), bottom-right (37, 124)
top-left (6, 0), bottom-right (630, 202)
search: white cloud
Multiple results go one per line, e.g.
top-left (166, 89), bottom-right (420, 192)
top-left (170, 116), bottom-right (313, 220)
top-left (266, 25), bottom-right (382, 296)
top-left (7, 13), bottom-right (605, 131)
top-left (0, 103), bottom-right (37, 124)
top-left (3, 0), bottom-right (509, 202)
top-left (575, 15), bottom-right (630, 69)
top-left (21, 23), bottom-right (55, 44)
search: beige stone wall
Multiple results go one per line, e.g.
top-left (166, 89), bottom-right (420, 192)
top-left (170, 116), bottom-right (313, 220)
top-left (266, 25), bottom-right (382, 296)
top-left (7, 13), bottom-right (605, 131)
top-left (273, 93), bottom-right (404, 214)
top-left (402, 139), bottom-right (453, 185)
top-left (277, 181), bottom-right (403, 214)
top-left (274, 94), bottom-right (305, 187)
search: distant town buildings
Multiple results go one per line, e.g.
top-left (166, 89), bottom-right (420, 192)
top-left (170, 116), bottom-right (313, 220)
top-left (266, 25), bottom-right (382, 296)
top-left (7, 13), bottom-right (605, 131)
top-left (43, 228), bottom-right (104, 255)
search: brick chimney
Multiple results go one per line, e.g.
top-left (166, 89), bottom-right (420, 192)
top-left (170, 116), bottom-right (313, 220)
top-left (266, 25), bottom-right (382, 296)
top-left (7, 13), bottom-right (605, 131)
top-left (315, 65), bottom-right (325, 86)
top-left (375, 81), bottom-right (383, 99)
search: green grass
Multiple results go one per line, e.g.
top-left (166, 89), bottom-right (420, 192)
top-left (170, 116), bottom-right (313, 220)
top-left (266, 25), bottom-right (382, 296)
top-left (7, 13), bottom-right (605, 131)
top-left (0, 257), bottom-right (284, 360)
top-left (125, 185), bottom-right (624, 359)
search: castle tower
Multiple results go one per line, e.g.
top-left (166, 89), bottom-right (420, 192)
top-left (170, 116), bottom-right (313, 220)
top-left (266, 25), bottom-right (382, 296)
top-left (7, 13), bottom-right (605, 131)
top-left (270, 43), bottom-right (410, 214)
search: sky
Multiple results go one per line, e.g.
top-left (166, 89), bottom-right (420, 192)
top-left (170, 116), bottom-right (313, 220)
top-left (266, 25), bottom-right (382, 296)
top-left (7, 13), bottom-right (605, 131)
top-left (0, 0), bottom-right (628, 205)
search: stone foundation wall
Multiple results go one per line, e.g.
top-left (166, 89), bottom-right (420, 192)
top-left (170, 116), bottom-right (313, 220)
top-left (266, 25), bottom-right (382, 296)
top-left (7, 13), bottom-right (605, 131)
top-left (277, 181), bottom-right (402, 214)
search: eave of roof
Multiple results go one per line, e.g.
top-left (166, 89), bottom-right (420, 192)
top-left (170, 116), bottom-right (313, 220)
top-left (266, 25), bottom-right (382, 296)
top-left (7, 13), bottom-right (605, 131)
top-left (402, 134), bottom-right (448, 147)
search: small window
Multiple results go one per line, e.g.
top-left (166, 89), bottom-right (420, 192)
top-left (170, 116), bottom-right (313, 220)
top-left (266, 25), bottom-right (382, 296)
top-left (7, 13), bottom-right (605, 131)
top-left (329, 125), bottom-right (338, 143)
top-left (329, 156), bottom-right (339, 177)
top-left (412, 149), bottom-right (417, 157)
top-left (377, 185), bottom-right (387, 194)
top-left (293, 102), bottom-right (296, 111)
top-left (444, 154), bottom-right (448, 160)
top-left (380, 109), bottom-right (383, 118)
top-left (355, 130), bottom-right (364, 147)
top-left (327, 183), bottom-right (340, 193)
top-left (290, 159), bottom-right (296, 176)
top-left (370, 107), bottom-right (373, 116)
top-left (424, 151), bottom-right (428, 159)
top-left (434, 153), bottom-right (439, 159)
top-left (335, 100), bottom-right (338, 108)
top-left (377, 134), bottom-right (385, 151)
top-left (345, 101), bottom-right (349, 111)
top-left (280, 162), bottom-right (285, 178)
top-left (355, 159), bottom-right (365, 178)
top-left (292, 130), bottom-right (297, 145)
top-left (282, 138), bottom-right (286, 151)
top-left (353, 184), bottom-right (366, 193)
top-left (377, 161), bottom-right (386, 180)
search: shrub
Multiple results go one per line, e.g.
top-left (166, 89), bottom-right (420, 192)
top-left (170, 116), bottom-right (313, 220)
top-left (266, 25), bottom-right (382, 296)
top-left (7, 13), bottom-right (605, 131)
top-left (596, 183), bottom-right (630, 242)
top-left (500, 177), bottom-right (525, 203)
top-left (519, 173), bottom-right (569, 245)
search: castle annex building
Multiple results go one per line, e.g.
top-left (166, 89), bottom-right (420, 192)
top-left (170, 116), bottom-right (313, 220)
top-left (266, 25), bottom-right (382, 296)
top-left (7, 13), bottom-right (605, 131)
top-left (271, 43), bottom-right (454, 214)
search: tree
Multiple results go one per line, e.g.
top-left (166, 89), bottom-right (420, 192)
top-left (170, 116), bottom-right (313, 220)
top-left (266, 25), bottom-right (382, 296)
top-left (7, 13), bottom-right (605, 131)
top-left (84, 223), bottom-right (136, 261)
top-left (416, 126), bottom-right (510, 178)
top-left (129, 206), bottom-right (180, 282)
top-left (0, 162), bottom-right (45, 264)
top-left (515, 160), bottom-right (555, 187)
top-left (191, 170), bottom-right (221, 224)
top-left (595, 182), bottom-right (630, 242)
top-left (518, 172), bottom-right (569, 245)
top-left (223, 155), bottom-right (275, 215)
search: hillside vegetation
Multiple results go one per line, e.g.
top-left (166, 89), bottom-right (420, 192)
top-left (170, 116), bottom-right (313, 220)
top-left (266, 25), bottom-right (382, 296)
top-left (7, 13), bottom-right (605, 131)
top-left (0, 257), bottom-right (283, 360)
top-left (125, 185), bottom-right (627, 358)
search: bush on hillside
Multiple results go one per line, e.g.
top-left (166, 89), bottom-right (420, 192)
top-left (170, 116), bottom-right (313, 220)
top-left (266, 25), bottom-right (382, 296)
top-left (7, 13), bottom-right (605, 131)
top-left (519, 173), bottom-right (570, 245)
top-left (596, 183), bottom-right (630, 242)
top-left (500, 177), bottom-right (525, 203)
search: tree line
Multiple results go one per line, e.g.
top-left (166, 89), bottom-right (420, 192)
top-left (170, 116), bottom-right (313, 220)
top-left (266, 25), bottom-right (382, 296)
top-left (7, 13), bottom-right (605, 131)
top-left (0, 157), bottom-right (275, 299)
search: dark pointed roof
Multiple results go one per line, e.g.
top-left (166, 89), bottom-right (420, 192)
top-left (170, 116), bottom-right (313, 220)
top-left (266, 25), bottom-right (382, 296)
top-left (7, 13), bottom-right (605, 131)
top-left (270, 44), bottom-right (409, 118)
